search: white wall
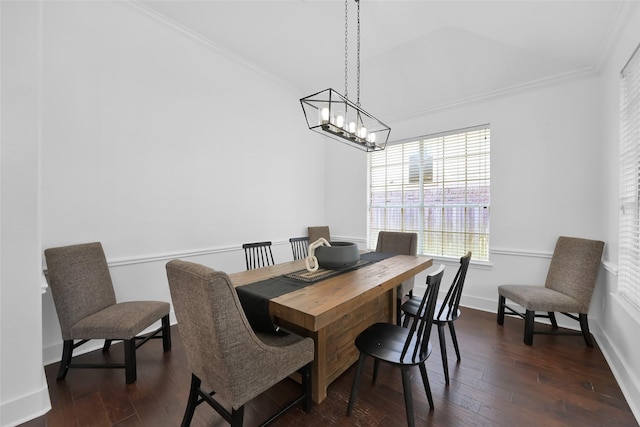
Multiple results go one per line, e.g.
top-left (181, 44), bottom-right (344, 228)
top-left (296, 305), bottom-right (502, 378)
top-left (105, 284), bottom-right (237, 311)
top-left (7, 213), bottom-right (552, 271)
top-left (41, 0), bottom-right (327, 254)
top-left (38, 0), bottom-right (329, 363)
top-left (0, 1), bottom-right (52, 426)
top-left (3, 1), bottom-right (327, 424)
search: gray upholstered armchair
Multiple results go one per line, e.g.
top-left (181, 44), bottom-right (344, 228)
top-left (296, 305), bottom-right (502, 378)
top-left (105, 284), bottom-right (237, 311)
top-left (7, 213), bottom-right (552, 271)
top-left (375, 231), bottom-right (419, 324)
top-left (44, 242), bottom-right (171, 384)
top-left (165, 259), bottom-right (314, 427)
top-left (497, 236), bottom-right (604, 346)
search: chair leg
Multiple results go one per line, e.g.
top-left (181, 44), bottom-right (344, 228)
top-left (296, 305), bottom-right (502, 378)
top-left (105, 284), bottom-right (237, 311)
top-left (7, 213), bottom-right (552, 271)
top-left (418, 362), bottom-right (434, 410)
top-left (497, 295), bottom-right (505, 325)
top-left (397, 296), bottom-right (402, 325)
top-left (437, 323), bottom-right (450, 385)
top-left (57, 340), bottom-right (74, 380)
top-left (524, 310), bottom-right (535, 345)
top-left (448, 321), bottom-right (461, 362)
top-left (124, 339), bottom-right (136, 384)
top-left (372, 359), bottom-right (380, 384)
top-left (579, 313), bottom-right (594, 347)
top-left (549, 312), bottom-right (558, 329)
top-left (401, 367), bottom-right (415, 427)
top-left (181, 374), bottom-right (201, 427)
top-left (162, 315), bottom-right (172, 352)
top-left (231, 406), bottom-right (244, 427)
top-left (102, 340), bottom-right (112, 353)
top-left (301, 363), bottom-right (312, 412)
top-left (347, 353), bottom-right (367, 416)
top-left (402, 313), bottom-right (411, 328)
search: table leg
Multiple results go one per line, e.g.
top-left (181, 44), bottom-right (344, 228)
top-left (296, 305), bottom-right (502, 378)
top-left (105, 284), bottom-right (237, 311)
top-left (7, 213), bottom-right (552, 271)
top-left (390, 286), bottom-right (398, 324)
top-left (311, 328), bottom-right (327, 403)
top-left (277, 288), bottom-right (395, 404)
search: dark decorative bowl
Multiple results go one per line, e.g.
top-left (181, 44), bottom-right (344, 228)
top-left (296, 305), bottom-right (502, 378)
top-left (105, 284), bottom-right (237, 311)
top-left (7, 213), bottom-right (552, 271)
top-left (315, 241), bottom-right (360, 269)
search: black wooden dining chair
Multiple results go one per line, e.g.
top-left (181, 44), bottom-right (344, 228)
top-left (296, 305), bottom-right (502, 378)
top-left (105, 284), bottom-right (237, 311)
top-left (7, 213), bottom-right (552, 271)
top-left (242, 241), bottom-right (275, 270)
top-left (401, 252), bottom-right (471, 385)
top-left (289, 236), bottom-right (310, 260)
top-left (346, 265), bottom-right (445, 427)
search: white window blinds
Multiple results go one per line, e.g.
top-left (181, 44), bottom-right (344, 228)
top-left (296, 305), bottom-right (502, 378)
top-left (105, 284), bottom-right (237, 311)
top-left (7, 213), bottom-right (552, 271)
top-left (619, 42), bottom-right (640, 310)
top-left (368, 125), bottom-right (490, 261)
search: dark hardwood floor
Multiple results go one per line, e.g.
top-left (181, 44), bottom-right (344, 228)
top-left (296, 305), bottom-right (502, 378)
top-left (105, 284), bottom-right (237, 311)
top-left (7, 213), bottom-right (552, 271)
top-left (23, 308), bottom-right (638, 426)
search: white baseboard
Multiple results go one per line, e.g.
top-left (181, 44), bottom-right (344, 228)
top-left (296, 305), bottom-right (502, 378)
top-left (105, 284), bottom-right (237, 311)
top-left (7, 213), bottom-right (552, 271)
top-left (459, 294), bottom-right (500, 314)
top-left (0, 381), bottom-right (50, 427)
top-left (591, 320), bottom-right (640, 422)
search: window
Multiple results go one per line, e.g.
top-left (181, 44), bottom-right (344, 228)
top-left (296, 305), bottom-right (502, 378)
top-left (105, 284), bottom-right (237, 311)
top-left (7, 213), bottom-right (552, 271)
top-left (619, 42), bottom-right (640, 310)
top-left (368, 125), bottom-right (490, 261)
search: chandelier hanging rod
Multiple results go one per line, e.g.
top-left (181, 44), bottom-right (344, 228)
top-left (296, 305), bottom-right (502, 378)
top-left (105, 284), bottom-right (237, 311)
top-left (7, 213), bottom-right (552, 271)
top-left (300, 0), bottom-right (390, 152)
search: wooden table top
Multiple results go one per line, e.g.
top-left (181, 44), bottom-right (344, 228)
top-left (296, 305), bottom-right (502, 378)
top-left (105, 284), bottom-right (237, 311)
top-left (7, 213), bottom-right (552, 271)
top-left (229, 254), bottom-right (433, 332)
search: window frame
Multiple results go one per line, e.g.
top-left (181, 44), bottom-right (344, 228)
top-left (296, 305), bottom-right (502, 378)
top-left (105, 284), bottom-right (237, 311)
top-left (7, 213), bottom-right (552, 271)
top-left (367, 124), bottom-right (491, 262)
top-left (618, 41), bottom-right (640, 310)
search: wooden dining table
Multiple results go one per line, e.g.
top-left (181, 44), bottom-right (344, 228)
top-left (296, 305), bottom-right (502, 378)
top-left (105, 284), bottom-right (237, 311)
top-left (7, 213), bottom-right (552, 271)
top-left (228, 253), bottom-right (433, 403)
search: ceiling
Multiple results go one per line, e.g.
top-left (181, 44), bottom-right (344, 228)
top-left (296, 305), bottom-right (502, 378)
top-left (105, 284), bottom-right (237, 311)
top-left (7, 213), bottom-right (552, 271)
top-left (138, 0), bottom-right (629, 122)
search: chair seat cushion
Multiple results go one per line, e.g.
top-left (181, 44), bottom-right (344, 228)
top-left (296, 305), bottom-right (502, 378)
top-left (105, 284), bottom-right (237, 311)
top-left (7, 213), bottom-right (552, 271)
top-left (69, 301), bottom-right (170, 339)
top-left (498, 285), bottom-right (582, 313)
top-left (256, 329), bottom-right (309, 347)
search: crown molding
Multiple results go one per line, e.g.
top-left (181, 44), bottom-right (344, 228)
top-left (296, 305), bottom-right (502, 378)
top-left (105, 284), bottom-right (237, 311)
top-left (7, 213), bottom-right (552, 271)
top-left (122, 0), bottom-right (297, 92)
top-left (593, 0), bottom-right (640, 73)
top-left (385, 1), bottom-right (640, 123)
top-left (386, 66), bottom-right (597, 123)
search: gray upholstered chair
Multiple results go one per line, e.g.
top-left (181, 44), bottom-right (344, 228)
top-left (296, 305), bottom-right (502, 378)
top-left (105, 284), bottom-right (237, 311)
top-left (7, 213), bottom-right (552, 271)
top-left (308, 226), bottom-right (331, 243)
top-left (375, 231), bottom-right (418, 324)
top-left (44, 242), bottom-right (171, 384)
top-left (165, 259), bottom-right (314, 427)
top-left (497, 236), bottom-right (604, 346)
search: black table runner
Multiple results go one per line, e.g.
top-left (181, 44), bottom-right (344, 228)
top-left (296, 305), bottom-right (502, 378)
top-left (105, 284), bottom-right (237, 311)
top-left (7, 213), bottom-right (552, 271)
top-left (236, 251), bottom-right (397, 334)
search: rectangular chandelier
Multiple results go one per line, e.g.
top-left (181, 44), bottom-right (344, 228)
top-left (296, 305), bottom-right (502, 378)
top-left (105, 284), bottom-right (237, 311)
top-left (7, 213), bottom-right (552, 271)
top-left (300, 88), bottom-right (390, 152)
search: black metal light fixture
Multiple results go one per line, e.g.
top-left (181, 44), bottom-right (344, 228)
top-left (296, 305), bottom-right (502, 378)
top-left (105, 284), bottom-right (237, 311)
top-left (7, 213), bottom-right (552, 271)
top-left (300, 0), bottom-right (390, 152)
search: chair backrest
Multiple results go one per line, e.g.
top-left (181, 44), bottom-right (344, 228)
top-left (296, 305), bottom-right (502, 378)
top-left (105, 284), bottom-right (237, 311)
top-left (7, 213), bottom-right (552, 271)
top-left (375, 231), bottom-right (418, 255)
top-left (375, 231), bottom-right (418, 291)
top-left (437, 251), bottom-right (472, 320)
top-left (166, 259), bottom-right (268, 407)
top-left (289, 236), bottom-right (310, 261)
top-left (44, 242), bottom-right (117, 339)
top-left (242, 241), bottom-right (275, 270)
top-left (401, 265), bottom-right (444, 363)
top-left (545, 236), bottom-right (605, 312)
top-left (308, 226), bottom-right (331, 244)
